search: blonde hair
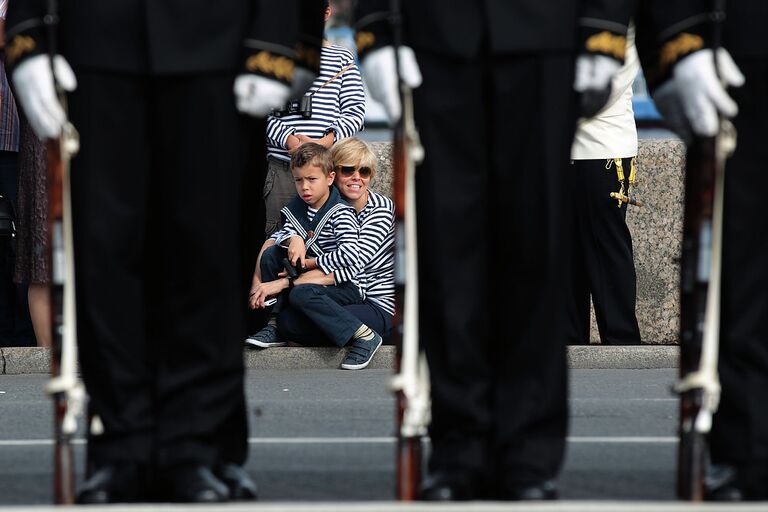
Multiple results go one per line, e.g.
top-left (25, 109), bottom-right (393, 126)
top-left (330, 137), bottom-right (377, 180)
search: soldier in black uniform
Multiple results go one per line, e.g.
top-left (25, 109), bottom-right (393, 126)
top-left (634, 0), bottom-right (768, 501)
top-left (356, 0), bottom-right (633, 500)
top-left (5, 0), bottom-right (323, 504)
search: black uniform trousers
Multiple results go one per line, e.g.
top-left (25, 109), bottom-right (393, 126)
top-left (413, 51), bottom-right (576, 488)
top-left (710, 57), bottom-right (768, 494)
top-left (569, 158), bottom-right (641, 345)
top-left (68, 71), bottom-right (247, 467)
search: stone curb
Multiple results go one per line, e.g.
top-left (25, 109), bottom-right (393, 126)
top-left (0, 345), bottom-right (678, 375)
top-left (0, 502), bottom-right (759, 512)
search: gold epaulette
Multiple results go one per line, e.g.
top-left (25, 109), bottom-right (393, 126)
top-left (6, 35), bottom-right (36, 66)
top-left (356, 31), bottom-right (375, 55)
top-left (585, 31), bottom-right (626, 61)
top-left (659, 33), bottom-right (705, 73)
top-left (244, 51), bottom-right (294, 82)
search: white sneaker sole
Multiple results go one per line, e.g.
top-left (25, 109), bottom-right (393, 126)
top-left (245, 337), bottom-right (286, 349)
top-left (340, 337), bottom-right (383, 370)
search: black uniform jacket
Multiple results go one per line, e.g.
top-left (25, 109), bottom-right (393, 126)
top-left (635, 0), bottom-right (768, 89)
top-left (356, 0), bottom-right (634, 62)
top-left (5, 0), bottom-right (324, 83)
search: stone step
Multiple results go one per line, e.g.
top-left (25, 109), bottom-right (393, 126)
top-left (0, 345), bottom-right (679, 375)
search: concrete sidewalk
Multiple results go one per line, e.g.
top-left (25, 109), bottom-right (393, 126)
top-left (0, 501), bottom-right (763, 512)
top-left (0, 345), bottom-right (678, 375)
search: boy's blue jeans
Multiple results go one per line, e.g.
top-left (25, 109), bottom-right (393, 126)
top-left (261, 244), bottom-right (362, 347)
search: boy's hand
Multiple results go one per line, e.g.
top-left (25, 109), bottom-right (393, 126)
top-left (287, 236), bottom-right (307, 268)
top-left (248, 279), bottom-right (289, 309)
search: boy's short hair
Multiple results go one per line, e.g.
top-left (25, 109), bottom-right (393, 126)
top-left (291, 142), bottom-right (334, 176)
top-left (330, 137), bottom-right (378, 180)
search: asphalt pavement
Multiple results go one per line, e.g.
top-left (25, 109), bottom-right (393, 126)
top-left (0, 367), bottom-right (686, 507)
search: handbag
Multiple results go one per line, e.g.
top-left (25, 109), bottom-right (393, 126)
top-left (0, 194), bottom-right (16, 238)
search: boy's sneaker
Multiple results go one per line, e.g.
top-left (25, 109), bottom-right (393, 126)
top-left (341, 332), bottom-right (383, 370)
top-left (245, 325), bottom-right (286, 348)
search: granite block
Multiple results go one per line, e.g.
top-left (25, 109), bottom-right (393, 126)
top-left (369, 139), bottom-right (686, 345)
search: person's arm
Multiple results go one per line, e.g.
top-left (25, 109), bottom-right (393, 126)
top-left (337, 200), bottom-right (394, 283)
top-left (248, 239), bottom-right (275, 309)
top-left (634, 0), bottom-right (742, 142)
top-left (294, 268), bottom-right (335, 286)
top-left (326, 52), bottom-right (366, 142)
top-left (266, 115), bottom-right (299, 150)
top-left (249, 276), bottom-right (291, 309)
top-left (235, 1), bottom-right (323, 117)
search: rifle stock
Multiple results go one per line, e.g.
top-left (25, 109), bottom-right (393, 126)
top-left (676, 121), bottom-right (734, 500)
top-left (46, 136), bottom-right (75, 505)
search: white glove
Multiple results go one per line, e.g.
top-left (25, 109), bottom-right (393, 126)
top-left (574, 54), bottom-right (622, 118)
top-left (361, 46), bottom-right (422, 125)
top-left (574, 54), bottom-right (622, 92)
top-left (12, 54), bottom-right (77, 140)
top-left (234, 74), bottom-right (291, 117)
top-left (653, 48), bottom-right (744, 140)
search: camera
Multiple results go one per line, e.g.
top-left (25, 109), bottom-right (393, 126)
top-left (271, 94), bottom-right (313, 119)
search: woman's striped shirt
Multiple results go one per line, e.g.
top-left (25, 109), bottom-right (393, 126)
top-left (338, 191), bottom-right (395, 316)
top-left (265, 44), bottom-right (366, 162)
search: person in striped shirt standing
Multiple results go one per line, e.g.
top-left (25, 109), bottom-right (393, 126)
top-left (263, 0), bottom-right (365, 236)
top-left (247, 143), bottom-right (385, 370)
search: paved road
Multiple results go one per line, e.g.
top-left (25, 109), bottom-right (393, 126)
top-left (0, 368), bottom-right (679, 505)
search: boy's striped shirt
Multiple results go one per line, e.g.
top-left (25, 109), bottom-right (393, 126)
top-left (266, 44), bottom-right (365, 162)
top-left (271, 199), bottom-right (362, 295)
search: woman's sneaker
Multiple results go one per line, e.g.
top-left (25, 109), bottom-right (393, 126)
top-left (341, 332), bottom-right (383, 370)
top-left (245, 325), bottom-right (286, 348)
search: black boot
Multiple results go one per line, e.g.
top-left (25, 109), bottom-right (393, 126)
top-left (215, 463), bottom-right (258, 501)
top-left (498, 480), bottom-right (558, 500)
top-left (158, 464), bottom-right (230, 503)
top-left (419, 471), bottom-right (479, 501)
top-left (76, 463), bottom-right (146, 504)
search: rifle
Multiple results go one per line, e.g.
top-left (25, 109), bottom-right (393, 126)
top-left (41, 0), bottom-right (85, 504)
top-left (387, 0), bottom-right (430, 500)
top-left (674, 0), bottom-right (734, 500)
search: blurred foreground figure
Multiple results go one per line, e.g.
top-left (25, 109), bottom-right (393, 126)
top-left (635, 0), bottom-right (767, 502)
top-left (6, 0), bottom-right (322, 503)
top-left (356, 0), bottom-right (633, 500)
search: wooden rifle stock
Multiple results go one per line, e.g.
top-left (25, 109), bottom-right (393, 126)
top-left (42, 1), bottom-right (85, 504)
top-left (392, 111), bottom-right (422, 501)
top-left (46, 136), bottom-right (74, 505)
top-left (390, 0), bottom-right (428, 496)
top-left (675, 2), bottom-right (732, 500)
top-left (676, 135), bottom-right (717, 502)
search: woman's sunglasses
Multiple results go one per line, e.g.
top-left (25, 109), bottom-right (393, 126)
top-left (337, 165), bottom-right (372, 178)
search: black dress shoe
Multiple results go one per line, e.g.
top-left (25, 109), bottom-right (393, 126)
top-left (499, 480), bottom-right (558, 501)
top-left (705, 463), bottom-right (768, 501)
top-left (419, 471), bottom-right (478, 501)
top-left (76, 464), bottom-right (145, 504)
top-left (215, 463), bottom-right (258, 501)
top-left (159, 464), bottom-right (230, 503)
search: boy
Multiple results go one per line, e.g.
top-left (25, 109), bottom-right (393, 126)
top-left (246, 143), bottom-right (383, 370)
